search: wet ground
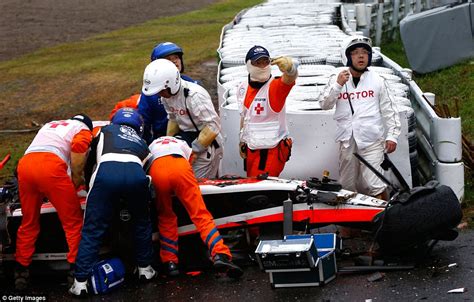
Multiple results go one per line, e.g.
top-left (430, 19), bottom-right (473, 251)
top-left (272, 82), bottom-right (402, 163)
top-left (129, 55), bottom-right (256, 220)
top-left (1, 229), bottom-right (472, 301)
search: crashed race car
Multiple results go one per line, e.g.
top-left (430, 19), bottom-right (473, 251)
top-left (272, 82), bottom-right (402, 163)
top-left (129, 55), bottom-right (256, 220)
top-left (0, 154), bottom-right (462, 275)
top-left (0, 174), bottom-right (383, 259)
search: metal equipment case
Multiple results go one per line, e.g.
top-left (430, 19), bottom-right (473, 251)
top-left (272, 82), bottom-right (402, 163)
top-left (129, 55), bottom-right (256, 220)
top-left (255, 233), bottom-right (339, 288)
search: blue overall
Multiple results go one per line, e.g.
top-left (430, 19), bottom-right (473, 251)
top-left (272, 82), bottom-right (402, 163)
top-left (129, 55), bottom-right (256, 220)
top-left (75, 124), bottom-right (153, 281)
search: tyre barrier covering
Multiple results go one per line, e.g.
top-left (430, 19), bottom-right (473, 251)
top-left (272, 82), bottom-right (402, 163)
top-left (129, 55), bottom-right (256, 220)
top-left (216, 0), bottom-right (441, 192)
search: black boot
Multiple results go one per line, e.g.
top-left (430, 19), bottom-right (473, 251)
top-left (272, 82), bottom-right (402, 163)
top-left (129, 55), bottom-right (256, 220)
top-left (67, 263), bottom-right (75, 287)
top-left (212, 254), bottom-right (243, 279)
top-left (14, 263), bottom-right (30, 291)
top-left (162, 261), bottom-right (179, 277)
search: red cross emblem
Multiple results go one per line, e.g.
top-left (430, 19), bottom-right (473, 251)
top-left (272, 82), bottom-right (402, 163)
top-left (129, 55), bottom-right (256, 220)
top-left (254, 103), bottom-right (264, 115)
top-left (49, 121), bottom-right (69, 128)
top-left (159, 138), bottom-right (175, 145)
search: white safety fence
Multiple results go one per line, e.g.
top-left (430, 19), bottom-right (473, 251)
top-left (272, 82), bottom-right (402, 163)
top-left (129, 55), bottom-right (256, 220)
top-left (341, 0), bottom-right (461, 45)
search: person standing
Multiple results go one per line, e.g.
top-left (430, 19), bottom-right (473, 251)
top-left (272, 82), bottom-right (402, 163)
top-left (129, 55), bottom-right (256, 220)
top-left (69, 108), bottom-right (155, 297)
top-left (237, 45), bottom-right (298, 177)
top-left (146, 136), bottom-right (243, 278)
top-left (139, 42), bottom-right (201, 143)
top-left (142, 59), bottom-right (222, 179)
top-left (109, 42), bottom-right (199, 144)
top-left (14, 114), bottom-right (93, 290)
top-left (319, 35), bottom-right (401, 200)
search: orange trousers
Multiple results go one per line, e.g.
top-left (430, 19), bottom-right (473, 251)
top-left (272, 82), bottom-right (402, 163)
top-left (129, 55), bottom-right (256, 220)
top-left (246, 138), bottom-right (292, 177)
top-left (15, 153), bottom-right (83, 266)
top-left (149, 155), bottom-right (231, 263)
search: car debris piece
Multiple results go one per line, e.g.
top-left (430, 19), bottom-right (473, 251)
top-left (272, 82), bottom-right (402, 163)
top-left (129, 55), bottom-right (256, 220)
top-left (367, 272), bottom-right (385, 282)
top-left (447, 288), bottom-right (466, 293)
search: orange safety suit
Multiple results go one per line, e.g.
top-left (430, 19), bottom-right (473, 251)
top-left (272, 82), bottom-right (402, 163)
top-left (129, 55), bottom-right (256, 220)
top-left (242, 77), bottom-right (294, 177)
top-left (246, 138), bottom-right (293, 177)
top-left (108, 94), bottom-right (140, 120)
top-left (15, 121), bottom-right (92, 266)
top-left (148, 137), bottom-right (231, 263)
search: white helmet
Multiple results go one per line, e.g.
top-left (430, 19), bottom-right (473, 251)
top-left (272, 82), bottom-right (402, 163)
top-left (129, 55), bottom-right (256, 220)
top-left (142, 59), bottom-right (181, 96)
top-left (340, 35), bottom-right (372, 67)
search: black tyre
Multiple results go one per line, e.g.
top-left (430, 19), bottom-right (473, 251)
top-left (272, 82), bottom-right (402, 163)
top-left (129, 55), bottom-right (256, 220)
top-left (408, 111), bottom-right (417, 132)
top-left (409, 150), bottom-right (418, 172)
top-left (374, 185), bottom-right (462, 256)
top-left (408, 130), bottom-right (417, 151)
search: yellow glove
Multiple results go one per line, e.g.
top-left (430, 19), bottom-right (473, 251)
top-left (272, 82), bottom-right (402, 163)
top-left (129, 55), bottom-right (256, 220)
top-left (192, 125), bottom-right (218, 153)
top-left (271, 56), bottom-right (298, 76)
top-left (71, 152), bottom-right (87, 188)
top-left (166, 120), bottom-right (180, 136)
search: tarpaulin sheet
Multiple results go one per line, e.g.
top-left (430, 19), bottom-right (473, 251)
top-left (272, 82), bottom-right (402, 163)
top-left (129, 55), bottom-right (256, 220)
top-left (400, 2), bottom-right (474, 74)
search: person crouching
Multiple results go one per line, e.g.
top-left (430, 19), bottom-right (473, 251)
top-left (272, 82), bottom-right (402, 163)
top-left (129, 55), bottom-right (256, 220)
top-left (69, 108), bottom-right (156, 297)
top-left (146, 136), bottom-right (243, 278)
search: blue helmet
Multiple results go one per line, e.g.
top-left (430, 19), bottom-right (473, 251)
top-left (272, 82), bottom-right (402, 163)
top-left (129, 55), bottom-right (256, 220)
top-left (111, 108), bottom-right (144, 136)
top-left (150, 42), bottom-right (185, 72)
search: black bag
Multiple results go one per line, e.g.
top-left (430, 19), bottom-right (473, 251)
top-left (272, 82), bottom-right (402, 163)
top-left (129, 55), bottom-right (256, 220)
top-left (373, 183), bottom-right (462, 255)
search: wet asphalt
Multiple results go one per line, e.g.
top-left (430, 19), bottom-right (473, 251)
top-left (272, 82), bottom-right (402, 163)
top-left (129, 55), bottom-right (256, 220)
top-left (1, 230), bottom-right (473, 302)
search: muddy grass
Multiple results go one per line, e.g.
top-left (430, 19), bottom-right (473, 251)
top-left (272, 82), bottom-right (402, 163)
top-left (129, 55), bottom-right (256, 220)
top-left (0, 0), bottom-right (221, 182)
top-left (0, 0), bottom-right (220, 62)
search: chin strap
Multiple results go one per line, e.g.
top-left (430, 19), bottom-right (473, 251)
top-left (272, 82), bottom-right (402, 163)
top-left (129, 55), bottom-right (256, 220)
top-left (248, 75), bottom-right (270, 89)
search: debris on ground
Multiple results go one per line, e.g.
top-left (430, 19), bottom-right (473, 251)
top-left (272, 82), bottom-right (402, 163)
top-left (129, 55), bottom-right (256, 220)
top-left (367, 272), bottom-right (385, 282)
top-left (447, 288), bottom-right (466, 293)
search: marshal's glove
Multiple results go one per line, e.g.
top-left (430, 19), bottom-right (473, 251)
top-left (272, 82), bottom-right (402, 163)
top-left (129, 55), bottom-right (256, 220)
top-left (166, 120), bottom-right (180, 136)
top-left (71, 151), bottom-right (87, 189)
top-left (192, 125), bottom-right (218, 154)
top-left (271, 56), bottom-right (298, 76)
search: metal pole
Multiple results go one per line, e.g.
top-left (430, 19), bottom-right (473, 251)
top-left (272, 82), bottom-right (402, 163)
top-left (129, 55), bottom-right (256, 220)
top-left (375, 0), bottom-right (384, 46)
top-left (366, 4), bottom-right (373, 38)
top-left (353, 153), bottom-right (397, 192)
top-left (283, 198), bottom-right (293, 236)
top-left (392, 0), bottom-right (400, 39)
top-left (404, 0), bottom-right (411, 17)
top-left (426, 0), bottom-right (432, 9)
top-left (416, 0), bottom-right (421, 13)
